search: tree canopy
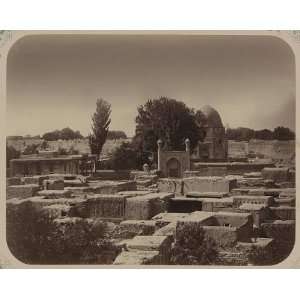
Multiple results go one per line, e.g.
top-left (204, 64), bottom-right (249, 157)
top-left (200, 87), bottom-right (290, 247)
top-left (273, 126), bottom-right (295, 140)
top-left (42, 128), bottom-right (83, 141)
top-left (134, 96), bottom-right (204, 153)
top-left (107, 130), bottom-right (127, 140)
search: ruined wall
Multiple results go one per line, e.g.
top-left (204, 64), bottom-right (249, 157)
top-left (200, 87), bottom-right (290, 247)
top-left (7, 138), bottom-right (131, 156)
top-left (228, 139), bottom-right (295, 161)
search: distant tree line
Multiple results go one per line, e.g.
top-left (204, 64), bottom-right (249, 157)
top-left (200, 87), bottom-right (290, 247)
top-left (7, 135), bottom-right (41, 140)
top-left (42, 128), bottom-right (84, 141)
top-left (7, 129), bottom-right (127, 142)
top-left (226, 126), bottom-right (295, 141)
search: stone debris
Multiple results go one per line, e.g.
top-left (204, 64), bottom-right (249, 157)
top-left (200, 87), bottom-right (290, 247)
top-left (261, 167), bottom-right (291, 182)
top-left (23, 175), bottom-right (49, 186)
top-left (117, 190), bottom-right (152, 197)
top-left (64, 179), bottom-right (87, 187)
top-left (38, 189), bottom-right (72, 199)
top-left (89, 180), bottom-right (137, 194)
top-left (6, 177), bottom-right (22, 186)
top-left (73, 194), bottom-right (126, 220)
top-left (233, 195), bottom-right (274, 207)
top-left (269, 206), bottom-right (295, 220)
top-left (157, 178), bottom-right (183, 194)
top-left (183, 176), bottom-right (237, 194)
top-left (152, 212), bottom-right (191, 228)
top-left (186, 191), bottom-right (229, 198)
top-left (201, 197), bottom-right (234, 212)
top-left (113, 250), bottom-right (160, 265)
top-left (43, 179), bottom-right (64, 190)
top-left (261, 220), bottom-right (295, 241)
top-left (124, 194), bottom-right (161, 220)
top-left (119, 220), bottom-right (156, 237)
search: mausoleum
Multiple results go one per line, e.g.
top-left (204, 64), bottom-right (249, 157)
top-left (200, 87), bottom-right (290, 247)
top-left (195, 105), bottom-right (228, 161)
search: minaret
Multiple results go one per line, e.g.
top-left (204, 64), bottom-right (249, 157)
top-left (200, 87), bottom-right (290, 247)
top-left (185, 138), bottom-right (190, 153)
top-left (157, 139), bottom-right (163, 171)
top-left (185, 138), bottom-right (191, 171)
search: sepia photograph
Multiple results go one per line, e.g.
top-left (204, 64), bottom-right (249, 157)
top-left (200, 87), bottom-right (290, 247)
top-left (1, 31), bottom-right (297, 267)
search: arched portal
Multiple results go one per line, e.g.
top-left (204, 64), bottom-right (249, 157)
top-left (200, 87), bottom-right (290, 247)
top-left (167, 158), bottom-right (181, 178)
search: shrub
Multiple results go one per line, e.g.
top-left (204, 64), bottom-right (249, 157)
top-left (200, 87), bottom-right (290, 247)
top-left (170, 223), bottom-right (218, 265)
top-left (110, 142), bottom-right (139, 170)
top-left (7, 202), bottom-right (120, 264)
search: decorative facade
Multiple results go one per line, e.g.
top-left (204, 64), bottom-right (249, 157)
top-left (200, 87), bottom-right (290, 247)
top-left (157, 138), bottom-right (191, 178)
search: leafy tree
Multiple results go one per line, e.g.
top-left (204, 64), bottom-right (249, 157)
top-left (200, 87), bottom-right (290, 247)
top-left (273, 126), bottom-right (295, 141)
top-left (89, 99), bottom-right (111, 160)
top-left (42, 130), bottom-right (61, 141)
top-left (42, 128), bottom-right (83, 141)
top-left (6, 145), bottom-right (20, 165)
top-left (110, 142), bottom-right (141, 170)
top-left (170, 223), bottom-right (218, 265)
top-left (134, 97), bottom-right (204, 153)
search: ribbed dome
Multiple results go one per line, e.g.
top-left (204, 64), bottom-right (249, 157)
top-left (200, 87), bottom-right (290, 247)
top-left (200, 105), bottom-right (224, 128)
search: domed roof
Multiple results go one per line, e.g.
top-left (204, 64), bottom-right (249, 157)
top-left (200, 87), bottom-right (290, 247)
top-left (200, 105), bottom-right (224, 128)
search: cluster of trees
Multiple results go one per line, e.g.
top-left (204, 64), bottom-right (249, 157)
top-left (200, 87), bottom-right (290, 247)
top-left (89, 96), bottom-right (206, 169)
top-left (226, 126), bottom-right (295, 141)
top-left (42, 127), bottom-right (83, 141)
top-left (7, 96), bottom-right (295, 171)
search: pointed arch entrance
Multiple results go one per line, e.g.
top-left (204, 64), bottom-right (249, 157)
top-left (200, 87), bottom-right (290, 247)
top-left (167, 158), bottom-right (181, 178)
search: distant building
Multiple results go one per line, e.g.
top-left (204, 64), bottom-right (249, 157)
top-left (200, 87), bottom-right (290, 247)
top-left (195, 105), bottom-right (228, 161)
top-left (9, 150), bottom-right (96, 177)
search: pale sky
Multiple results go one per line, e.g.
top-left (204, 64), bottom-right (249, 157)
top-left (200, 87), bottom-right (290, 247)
top-left (6, 34), bottom-right (295, 137)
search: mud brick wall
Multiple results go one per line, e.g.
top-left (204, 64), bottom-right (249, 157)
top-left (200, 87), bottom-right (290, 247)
top-left (93, 170), bottom-right (131, 180)
top-left (71, 195), bottom-right (126, 220)
top-left (232, 195), bottom-right (274, 207)
top-left (262, 168), bottom-right (291, 182)
top-left (7, 184), bottom-right (40, 199)
top-left (261, 221), bottom-right (295, 241)
top-left (92, 181), bottom-right (137, 194)
top-left (23, 175), bottom-right (49, 186)
top-left (269, 207), bottom-right (295, 220)
top-left (183, 177), bottom-right (237, 194)
top-left (157, 178), bottom-right (183, 195)
top-left (7, 177), bottom-right (22, 186)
